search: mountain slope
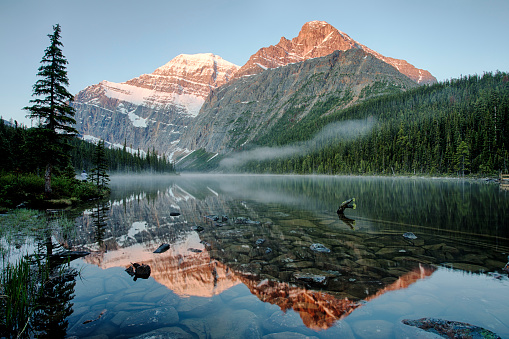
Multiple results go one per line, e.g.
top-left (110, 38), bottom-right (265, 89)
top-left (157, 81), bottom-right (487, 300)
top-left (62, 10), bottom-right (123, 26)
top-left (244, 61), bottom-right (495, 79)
top-left (72, 53), bottom-right (239, 159)
top-left (238, 72), bottom-right (509, 176)
top-left (177, 48), bottom-right (419, 156)
top-left (234, 21), bottom-right (436, 85)
top-left (72, 21), bottom-right (436, 163)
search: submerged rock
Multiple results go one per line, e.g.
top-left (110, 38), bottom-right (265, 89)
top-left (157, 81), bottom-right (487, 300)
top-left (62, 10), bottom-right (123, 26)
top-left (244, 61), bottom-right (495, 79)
top-left (293, 272), bottom-right (328, 285)
top-left (120, 306), bottom-right (179, 333)
top-left (403, 232), bottom-right (417, 240)
top-left (153, 243), bottom-right (170, 253)
top-left (310, 243), bottom-right (331, 253)
top-left (234, 217), bottom-right (260, 225)
top-left (192, 225), bottom-right (204, 232)
top-left (402, 318), bottom-right (501, 339)
top-left (255, 238), bottom-right (266, 246)
top-left (132, 327), bottom-right (193, 339)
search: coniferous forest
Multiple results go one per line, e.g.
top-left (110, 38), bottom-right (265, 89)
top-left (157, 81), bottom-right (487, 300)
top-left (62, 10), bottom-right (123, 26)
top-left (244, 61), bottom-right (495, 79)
top-left (69, 137), bottom-right (175, 174)
top-left (237, 72), bottom-right (509, 176)
top-left (0, 121), bottom-right (175, 176)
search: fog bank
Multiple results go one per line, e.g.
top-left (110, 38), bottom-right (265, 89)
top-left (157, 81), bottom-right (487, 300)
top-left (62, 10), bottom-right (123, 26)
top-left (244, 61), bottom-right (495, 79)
top-left (220, 118), bottom-right (376, 168)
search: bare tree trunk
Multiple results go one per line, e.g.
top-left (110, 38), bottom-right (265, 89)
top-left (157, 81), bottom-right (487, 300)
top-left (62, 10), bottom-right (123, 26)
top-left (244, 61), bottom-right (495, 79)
top-left (45, 163), bottom-right (52, 196)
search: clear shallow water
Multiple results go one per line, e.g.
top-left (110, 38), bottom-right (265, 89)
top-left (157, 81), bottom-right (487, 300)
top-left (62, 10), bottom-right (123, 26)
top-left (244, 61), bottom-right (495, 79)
top-left (4, 175), bottom-right (509, 338)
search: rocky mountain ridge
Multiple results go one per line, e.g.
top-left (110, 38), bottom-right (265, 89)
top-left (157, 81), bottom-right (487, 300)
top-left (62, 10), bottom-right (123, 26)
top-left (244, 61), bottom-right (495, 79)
top-left (72, 21), bottom-right (435, 161)
top-left (177, 48), bottom-right (418, 156)
top-left (233, 21), bottom-right (436, 85)
top-left (72, 53), bottom-right (239, 159)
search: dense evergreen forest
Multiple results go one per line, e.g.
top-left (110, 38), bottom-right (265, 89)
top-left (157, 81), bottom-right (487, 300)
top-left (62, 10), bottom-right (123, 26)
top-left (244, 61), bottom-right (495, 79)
top-left (0, 120), bottom-right (175, 176)
top-left (237, 72), bottom-right (509, 176)
top-left (69, 138), bottom-right (175, 174)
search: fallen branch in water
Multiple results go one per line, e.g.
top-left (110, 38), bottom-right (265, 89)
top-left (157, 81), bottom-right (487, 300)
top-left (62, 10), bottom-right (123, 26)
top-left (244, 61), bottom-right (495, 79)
top-left (337, 198), bottom-right (356, 215)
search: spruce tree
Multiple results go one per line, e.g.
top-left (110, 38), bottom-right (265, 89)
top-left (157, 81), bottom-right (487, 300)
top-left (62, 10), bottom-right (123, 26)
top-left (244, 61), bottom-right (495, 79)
top-left (90, 140), bottom-right (110, 189)
top-left (24, 24), bottom-right (77, 195)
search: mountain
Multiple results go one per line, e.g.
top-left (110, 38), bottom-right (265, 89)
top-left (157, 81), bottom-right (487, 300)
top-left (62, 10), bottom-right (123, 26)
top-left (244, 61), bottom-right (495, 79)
top-left (72, 53), bottom-right (239, 159)
top-left (233, 20), bottom-right (436, 85)
top-left (72, 21), bottom-right (436, 162)
top-left (176, 48), bottom-right (419, 157)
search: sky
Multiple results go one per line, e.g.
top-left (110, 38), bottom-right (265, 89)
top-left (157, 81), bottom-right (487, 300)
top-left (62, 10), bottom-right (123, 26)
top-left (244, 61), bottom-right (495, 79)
top-left (1, 0), bottom-right (508, 125)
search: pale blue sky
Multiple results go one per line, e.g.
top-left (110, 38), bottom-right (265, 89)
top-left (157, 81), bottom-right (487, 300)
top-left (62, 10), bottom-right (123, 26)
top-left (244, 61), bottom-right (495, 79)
top-left (1, 0), bottom-right (508, 125)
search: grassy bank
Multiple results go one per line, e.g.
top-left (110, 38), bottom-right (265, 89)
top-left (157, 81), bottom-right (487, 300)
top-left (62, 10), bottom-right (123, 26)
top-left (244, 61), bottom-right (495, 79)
top-left (0, 172), bottom-right (109, 212)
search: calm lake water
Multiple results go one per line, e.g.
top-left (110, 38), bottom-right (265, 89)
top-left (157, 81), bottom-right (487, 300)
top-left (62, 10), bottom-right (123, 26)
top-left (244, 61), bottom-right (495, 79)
top-left (3, 175), bottom-right (509, 338)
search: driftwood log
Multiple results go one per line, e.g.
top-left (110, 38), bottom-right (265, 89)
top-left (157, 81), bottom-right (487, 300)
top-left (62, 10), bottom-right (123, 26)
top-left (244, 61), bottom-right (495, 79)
top-left (337, 198), bottom-right (356, 215)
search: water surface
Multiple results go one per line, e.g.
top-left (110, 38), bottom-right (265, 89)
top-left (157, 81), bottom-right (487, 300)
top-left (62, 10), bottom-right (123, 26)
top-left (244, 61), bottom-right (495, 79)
top-left (4, 175), bottom-right (509, 338)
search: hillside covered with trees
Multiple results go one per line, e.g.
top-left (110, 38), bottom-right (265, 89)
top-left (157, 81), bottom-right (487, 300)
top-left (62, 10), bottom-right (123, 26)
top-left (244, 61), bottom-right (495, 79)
top-left (232, 72), bottom-right (508, 176)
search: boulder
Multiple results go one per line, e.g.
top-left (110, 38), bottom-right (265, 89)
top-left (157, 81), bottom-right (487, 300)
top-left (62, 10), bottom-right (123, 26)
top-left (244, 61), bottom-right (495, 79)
top-left (125, 263), bottom-right (151, 281)
top-left (402, 318), bottom-right (501, 339)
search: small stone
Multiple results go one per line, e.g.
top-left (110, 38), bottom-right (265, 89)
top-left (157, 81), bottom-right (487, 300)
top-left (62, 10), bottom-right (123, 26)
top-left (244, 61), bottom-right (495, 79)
top-left (256, 238), bottom-right (266, 246)
top-left (403, 232), bottom-right (417, 240)
top-left (120, 306), bottom-right (179, 333)
top-left (310, 243), bottom-right (331, 253)
top-left (293, 272), bottom-right (327, 285)
top-left (153, 243), bottom-right (170, 253)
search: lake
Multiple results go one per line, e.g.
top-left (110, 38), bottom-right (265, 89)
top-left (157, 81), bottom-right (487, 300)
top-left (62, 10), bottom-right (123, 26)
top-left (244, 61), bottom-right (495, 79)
top-left (2, 174), bottom-right (509, 338)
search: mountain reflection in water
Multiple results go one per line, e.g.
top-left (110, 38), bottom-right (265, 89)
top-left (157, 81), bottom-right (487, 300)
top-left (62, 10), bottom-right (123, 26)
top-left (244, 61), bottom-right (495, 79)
top-left (84, 235), bottom-right (241, 297)
top-left (79, 219), bottom-right (436, 330)
top-left (62, 175), bottom-right (503, 332)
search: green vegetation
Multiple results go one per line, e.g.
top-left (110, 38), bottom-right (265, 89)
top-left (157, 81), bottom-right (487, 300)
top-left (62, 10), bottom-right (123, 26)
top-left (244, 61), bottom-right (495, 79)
top-left (23, 24), bottom-right (78, 196)
top-left (0, 119), bottom-right (176, 209)
top-left (70, 137), bottom-right (175, 174)
top-left (0, 172), bottom-right (103, 210)
top-left (176, 148), bottom-right (222, 172)
top-left (0, 210), bottom-right (78, 338)
top-left (0, 24), bottom-right (175, 210)
top-left (237, 72), bottom-right (509, 176)
top-left (1, 257), bottom-right (39, 337)
top-left (89, 140), bottom-right (110, 189)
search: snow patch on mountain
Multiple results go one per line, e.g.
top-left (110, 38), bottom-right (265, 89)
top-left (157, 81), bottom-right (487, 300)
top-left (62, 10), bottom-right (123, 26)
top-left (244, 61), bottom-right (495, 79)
top-left (155, 53), bottom-right (239, 76)
top-left (128, 111), bottom-right (148, 127)
top-left (81, 134), bottom-right (147, 156)
top-left (100, 80), bottom-right (204, 117)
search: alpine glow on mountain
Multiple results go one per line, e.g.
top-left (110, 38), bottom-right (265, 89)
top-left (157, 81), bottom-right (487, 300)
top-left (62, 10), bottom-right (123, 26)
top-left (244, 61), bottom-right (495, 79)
top-left (234, 20), bottom-right (436, 84)
top-left (72, 21), bottom-right (436, 161)
top-left (72, 53), bottom-right (239, 160)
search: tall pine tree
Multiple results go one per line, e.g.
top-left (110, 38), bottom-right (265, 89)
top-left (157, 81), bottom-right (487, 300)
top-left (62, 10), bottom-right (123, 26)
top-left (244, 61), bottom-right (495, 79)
top-left (90, 140), bottom-right (110, 189)
top-left (24, 24), bottom-right (77, 196)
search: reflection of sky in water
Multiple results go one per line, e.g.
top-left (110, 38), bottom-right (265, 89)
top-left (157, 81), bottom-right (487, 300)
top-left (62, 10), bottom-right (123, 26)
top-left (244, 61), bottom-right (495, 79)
top-left (347, 267), bottom-right (509, 336)
top-left (6, 175), bottom-right (508, 338)
top-left (69, 257), bottom-right (509, 337)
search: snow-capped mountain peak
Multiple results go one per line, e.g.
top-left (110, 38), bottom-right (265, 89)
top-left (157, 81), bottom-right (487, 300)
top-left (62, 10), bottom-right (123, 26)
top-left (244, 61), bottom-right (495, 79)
top-left (72, 53), bottom-right (239, 160)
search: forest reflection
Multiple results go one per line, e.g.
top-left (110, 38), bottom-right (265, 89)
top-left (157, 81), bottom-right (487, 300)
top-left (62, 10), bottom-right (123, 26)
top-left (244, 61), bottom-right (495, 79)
top-left (60, 174), bottom-right (508, 330)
